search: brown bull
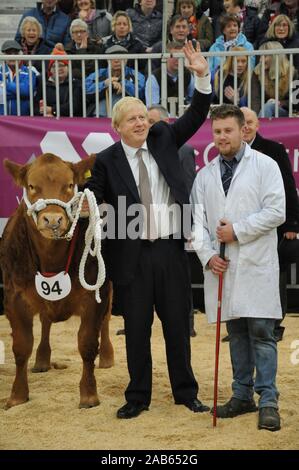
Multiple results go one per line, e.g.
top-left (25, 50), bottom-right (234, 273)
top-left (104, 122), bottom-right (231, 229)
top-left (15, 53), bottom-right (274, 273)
top-left (0, 153), bottom-right (114, 409)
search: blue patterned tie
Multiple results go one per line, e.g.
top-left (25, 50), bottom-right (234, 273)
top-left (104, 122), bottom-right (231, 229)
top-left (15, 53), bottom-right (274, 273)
top-left (222, 158), bottom-right (236, 196)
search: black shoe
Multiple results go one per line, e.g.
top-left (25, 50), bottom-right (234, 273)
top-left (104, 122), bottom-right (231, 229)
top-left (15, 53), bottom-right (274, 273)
top-left (117, 401), bottom-right (149, 419)
top-left (221, 335), bottom-right (230, 342)
top-left (258, 407), bottom-right (281, 431)
top-left (190, 328), bottom-right (197, 337)
top-left (211, 397), bottom-right (257, 418)
top-left (176, 398), bottom-right (210, 413)
top-left (116, 328), bottom-right (125, 336)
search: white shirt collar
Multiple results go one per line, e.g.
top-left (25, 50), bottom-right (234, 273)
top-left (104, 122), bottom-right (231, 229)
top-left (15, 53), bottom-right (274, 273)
top-left (121, 140), bottom-right (148, 160)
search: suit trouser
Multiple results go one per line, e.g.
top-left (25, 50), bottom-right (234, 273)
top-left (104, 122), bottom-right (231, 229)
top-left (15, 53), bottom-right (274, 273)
top-left (119, 237), bottom-right (199, 406)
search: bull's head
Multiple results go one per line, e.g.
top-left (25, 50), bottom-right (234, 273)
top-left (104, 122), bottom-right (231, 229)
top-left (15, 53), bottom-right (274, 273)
top-left (4, 153), bottom-right (96, 239)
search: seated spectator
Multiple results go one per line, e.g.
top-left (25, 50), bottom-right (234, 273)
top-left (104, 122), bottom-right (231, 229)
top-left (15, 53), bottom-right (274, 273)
top-left (15, 0), bottom-right (71, 49)
top-left (216, 0), bottom-right (261, 44)
top-left (0, 40), bottom-right (38, 116)
top-left (176, 0), bottom-right (214, 50)
top-left (145, 41), bottom-right (195, 114)
top-left (259, 14), bottom-right (299, 69)
top-left (209, 14), bottom-right (254, 77)
top-left (85, 45), bottom-right (145, 117)
top-left (245, 1), bottom-right (270, 19)
top-left (65, 19), bottom-right (104, 79)
top-left (17, 16), bottom-right (51, 73)
top-left (127, 0), bottom-right (163, 48)
top-left (258, 0), bottom-right (299, 41)
top-left (251, 41), bottom-right (297, 117)
top-left (34, 45), bottom-right (82, 117)
top-left (213, 46), bottom-right (250, 106)
top-left (102, 10), bottom-right (146, 70)
top-left (73, 0), bottom-right (112, 42)
top-left (150, 15), bottom-right (190, 71)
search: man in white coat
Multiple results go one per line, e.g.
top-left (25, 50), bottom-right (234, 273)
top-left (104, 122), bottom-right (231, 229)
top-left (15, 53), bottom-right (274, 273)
top-left (191, 104), bottom-right (286, 432)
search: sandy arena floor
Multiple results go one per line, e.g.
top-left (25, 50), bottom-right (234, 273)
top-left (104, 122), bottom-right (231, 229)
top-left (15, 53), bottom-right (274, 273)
top-left (0, 313), bottom-right (298, 450)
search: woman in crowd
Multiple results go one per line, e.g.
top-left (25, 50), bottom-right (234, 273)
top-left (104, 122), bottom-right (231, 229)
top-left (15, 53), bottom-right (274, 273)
top-left (175, 0), bottom-right (214, 51)
top-left (17, 16), bottom-right (51, 72)
top-left (102, 10), bottom-right (146, 69)
top-left (73, 0), bottom-right (112, 42)
top-left (213, 46), bottom-right (250, 106)
top-left (259, 14), bottom-right (299, 69)
top-left (251, 41), bottom-right (297, 117)
top-left (65, 18), bottom-right (104, 79)
top-left (208, 14), bottom-right (254, 77)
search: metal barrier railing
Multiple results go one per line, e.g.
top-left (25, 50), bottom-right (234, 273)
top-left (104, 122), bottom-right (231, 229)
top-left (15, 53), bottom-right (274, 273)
top-left (0, 48), bottom-right (299, 118)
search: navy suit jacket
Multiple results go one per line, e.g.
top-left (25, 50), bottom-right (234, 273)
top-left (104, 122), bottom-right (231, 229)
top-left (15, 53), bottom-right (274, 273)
top-left (85, 89), bottom-right (211, 284)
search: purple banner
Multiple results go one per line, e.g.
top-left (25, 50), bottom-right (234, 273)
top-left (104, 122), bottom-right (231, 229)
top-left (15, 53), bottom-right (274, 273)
top-left (0, 116), bottom-right (298, 235)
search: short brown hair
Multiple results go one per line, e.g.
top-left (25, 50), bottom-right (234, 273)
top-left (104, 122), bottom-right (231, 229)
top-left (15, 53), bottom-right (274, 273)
top-left (220, 14), bottom-right (241, 34)
top-left (210, 104), bottom-right (245, 127)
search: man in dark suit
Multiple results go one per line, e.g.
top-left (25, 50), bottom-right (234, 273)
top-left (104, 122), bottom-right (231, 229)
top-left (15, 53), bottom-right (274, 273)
top-left (241, 107), bottom-right (299, 341)
top-left (147, 104), bottom-right (197, 337)
top-left (85, 42), bottom-right (212, 419)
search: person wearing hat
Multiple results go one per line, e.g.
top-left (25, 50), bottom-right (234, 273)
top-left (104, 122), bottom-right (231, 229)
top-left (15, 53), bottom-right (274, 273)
top-left (34, 45), bottom-right (82, 117)
top-left (85, 44), bottom-right (145, 117)
top-left (241, 107), bottom-right (299, 342)
top-left (0, 40), bottom-right (38, 116)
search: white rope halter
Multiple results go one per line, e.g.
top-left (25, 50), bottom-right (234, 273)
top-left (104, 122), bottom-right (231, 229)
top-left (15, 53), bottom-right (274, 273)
top-left (23, 185), bottom-right (80, 225)
top-left (23, 187), bottom-right (106, 303)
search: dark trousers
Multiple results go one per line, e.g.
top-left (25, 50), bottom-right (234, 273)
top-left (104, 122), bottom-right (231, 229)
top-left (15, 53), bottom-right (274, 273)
top-left (119, 238), bottom-right (198, 406)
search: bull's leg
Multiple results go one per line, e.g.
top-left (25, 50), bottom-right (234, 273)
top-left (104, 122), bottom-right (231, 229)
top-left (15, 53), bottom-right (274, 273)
top-left (99, 284), bottom-right (114, 368)
top-left (32, 315), bottom-right (52, 372)
top-left (6, 307), bottom-right (34, 409)
top-left (78, 312), bottom-right (101, 408)
top-left (99, 311), bottom-right (114, 369)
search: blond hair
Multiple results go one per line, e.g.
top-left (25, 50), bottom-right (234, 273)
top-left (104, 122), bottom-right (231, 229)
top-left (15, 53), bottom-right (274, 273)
top-left (266, 14), bottom-right (295, 40)
top-left (255, 41), bottom-right (294, 99)
top-left (214, 47), bottom-right (249, 98)
top-left (112, 97), bottom-right (147, 129)
top-left (20, 16), bottom-right (43, 38)
top-left (111, 11), bottom-right (132, 33)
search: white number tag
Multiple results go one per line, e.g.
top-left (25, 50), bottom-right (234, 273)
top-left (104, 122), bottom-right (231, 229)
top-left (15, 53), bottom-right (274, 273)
top-left (35, 271), bottom-right (72, 301)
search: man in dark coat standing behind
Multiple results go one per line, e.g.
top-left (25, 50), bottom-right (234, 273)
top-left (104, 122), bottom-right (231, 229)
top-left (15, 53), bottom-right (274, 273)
top-left (241, 107), bottom-right (299, 341)
top-left (85, 42), bottom-right (212, 419)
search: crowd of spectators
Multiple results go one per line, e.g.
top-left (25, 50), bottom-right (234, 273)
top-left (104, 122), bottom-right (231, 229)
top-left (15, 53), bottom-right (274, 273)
top-left (0, 0), bottom-right (299, 117)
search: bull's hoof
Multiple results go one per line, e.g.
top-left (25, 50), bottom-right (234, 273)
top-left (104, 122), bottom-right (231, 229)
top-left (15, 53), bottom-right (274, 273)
top-left (79, 396), bottom-right (100, 409)
top-left (31, 365), bottom-right (51, 373)
top-left (99, 356), bottom-right (114, 369)
top-left (5, 397), bottom-right (29, 409)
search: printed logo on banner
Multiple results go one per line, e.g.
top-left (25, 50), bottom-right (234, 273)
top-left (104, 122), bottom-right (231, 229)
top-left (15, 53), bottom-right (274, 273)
top-left (40, 132), bottom-right (115, 162)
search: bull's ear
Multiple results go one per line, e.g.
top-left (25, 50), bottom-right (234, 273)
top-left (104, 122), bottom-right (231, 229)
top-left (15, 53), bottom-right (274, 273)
top-left (4, 159), bottom-right (29, 187)
top-left (71, 155), bottom-right (96, 186)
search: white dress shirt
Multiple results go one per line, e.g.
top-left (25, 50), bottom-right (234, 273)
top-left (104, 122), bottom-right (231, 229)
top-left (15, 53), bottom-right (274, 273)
top-left (121, 73), bottom-right (212, 239)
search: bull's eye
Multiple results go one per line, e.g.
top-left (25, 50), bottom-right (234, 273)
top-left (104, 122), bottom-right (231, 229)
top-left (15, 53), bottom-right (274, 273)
top-left (28, 184), bottom-right (34, 191)
top-left (69, 183), bottom-right (74, 189)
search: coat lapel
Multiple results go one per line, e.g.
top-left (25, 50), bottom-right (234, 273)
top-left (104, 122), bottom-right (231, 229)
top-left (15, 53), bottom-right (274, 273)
top-left (112, 142), bottom-right (140, 202)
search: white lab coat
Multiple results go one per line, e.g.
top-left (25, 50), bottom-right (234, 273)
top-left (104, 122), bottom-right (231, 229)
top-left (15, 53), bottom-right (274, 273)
top-left (191, 143), bottom-right (286, 323)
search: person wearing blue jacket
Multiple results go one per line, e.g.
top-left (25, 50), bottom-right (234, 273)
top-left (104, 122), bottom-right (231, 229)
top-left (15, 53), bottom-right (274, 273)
top-left (85, 45), bottom-right (145, 117)
top-left (0, 40), bottom-right (37, 116)
top-left (209, 14), bottom-right (255, 77)
top-left (15, 0), bottom-right (71, 50)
